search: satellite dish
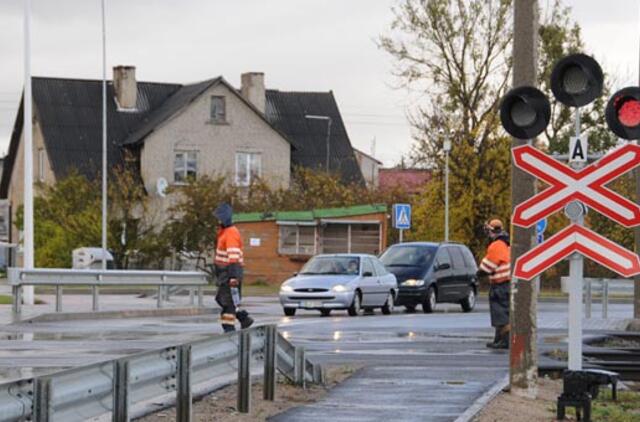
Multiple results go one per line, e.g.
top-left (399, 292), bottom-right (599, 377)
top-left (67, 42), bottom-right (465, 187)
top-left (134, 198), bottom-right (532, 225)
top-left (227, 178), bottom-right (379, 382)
top-left (156, 177), bottom-right (168, 197)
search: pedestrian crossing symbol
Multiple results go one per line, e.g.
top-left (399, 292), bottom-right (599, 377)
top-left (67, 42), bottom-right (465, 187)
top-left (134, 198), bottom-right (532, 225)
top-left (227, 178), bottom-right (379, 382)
top-left (393, 204), bottom-right (411, 230)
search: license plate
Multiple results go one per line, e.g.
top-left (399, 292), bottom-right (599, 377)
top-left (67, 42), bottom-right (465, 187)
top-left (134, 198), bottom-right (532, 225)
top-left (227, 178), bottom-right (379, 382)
top-left (302, 301), bottom-right (322, 308)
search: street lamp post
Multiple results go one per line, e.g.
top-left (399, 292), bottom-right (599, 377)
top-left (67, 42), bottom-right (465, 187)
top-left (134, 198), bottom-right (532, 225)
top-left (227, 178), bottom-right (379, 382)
top-left (441, 130), bottom-right (452, 242)
top-left (305, 115), bottom-right (332, 172)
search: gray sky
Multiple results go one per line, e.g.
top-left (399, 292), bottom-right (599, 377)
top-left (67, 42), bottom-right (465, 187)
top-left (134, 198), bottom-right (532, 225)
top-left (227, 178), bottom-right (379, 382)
top-left (0, 0), bottom-right (637, 166)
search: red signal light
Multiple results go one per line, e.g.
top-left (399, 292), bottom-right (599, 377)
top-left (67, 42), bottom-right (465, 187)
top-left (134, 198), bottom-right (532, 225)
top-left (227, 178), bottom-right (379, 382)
top-left (607, 87), bottom-right (640, 140)
top-left (618, 99), bottom-right (640, 128)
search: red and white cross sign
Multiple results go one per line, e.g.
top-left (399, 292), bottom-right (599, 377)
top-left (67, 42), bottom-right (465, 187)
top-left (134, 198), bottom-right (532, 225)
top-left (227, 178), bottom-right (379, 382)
top-left (512, 144), bottom-right (640, 228)
top-left (514, 224), bottom-right (640, 281)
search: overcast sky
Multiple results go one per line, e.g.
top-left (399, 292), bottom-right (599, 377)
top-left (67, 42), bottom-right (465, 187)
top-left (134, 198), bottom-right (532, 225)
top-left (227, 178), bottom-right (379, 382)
top-left (0, 0), bottom-right (637, 166)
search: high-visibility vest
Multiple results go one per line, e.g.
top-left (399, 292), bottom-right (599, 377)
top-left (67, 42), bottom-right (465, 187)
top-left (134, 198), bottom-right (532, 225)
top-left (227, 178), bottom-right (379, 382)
top-left (479, 239), bottom-right (510, 284)
top-left (215, 226), bottom-right (244, 267)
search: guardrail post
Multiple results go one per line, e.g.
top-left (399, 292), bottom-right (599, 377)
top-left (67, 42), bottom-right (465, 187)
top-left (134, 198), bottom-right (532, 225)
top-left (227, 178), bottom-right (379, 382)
top-left (312, 364), bottom-right (324, 385)
top-left (602, 279), bottom-right (609, 319)
top-left (157, 286), bottom-right (163, 308)
top-left (176, 345), bottom-right (192, 422)
top-left (12, 285), bottom-right (22, 314)
top-left (237, 330), bottom-right (251, 413)
top-left (294, 346), bottom-right (305, 387)
top-left (92, 286), bottom-right (100, 312)
top-left (585, 279), bottom-right (592, 319)
top-left (197, 286), bottom-right (204, 307)
top-left (33, 377), bottom-right (52, 421)
top-left (112, 359), bottom-right (130, 422)
top-left (189, 288), bottom-right (195, 306)
top-left (263, 325), bottom-right (276, 401)
top-left (55, 286), bottom-right (62, 313)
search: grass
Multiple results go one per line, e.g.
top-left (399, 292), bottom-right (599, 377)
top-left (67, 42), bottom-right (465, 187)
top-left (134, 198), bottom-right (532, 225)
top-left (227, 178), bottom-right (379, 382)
top-left (0, 295), bottom-right (12, 305)
top-left (243, 283), bottom-right (280, 297)
top-left (562, 389), bottom-right (640, 422)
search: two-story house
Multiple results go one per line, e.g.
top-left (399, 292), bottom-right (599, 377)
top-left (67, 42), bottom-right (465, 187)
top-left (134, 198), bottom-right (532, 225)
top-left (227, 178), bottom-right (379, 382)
top-left (0, 67), bottom-right (364, 245)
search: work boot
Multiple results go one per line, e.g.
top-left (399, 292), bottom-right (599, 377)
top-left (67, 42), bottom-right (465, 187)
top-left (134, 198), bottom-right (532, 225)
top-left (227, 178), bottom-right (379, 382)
top-left (491, 328), bottom-right (509, 350)
top-left (486, 328), bottom-right (500, 348)
top-left (236, 310), bottom-right (254, 329)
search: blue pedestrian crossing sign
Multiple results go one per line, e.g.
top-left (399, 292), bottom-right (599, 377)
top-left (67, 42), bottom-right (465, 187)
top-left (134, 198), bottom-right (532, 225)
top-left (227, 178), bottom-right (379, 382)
top-left (393, 204), bottom-right (411, 230)
top-left (536, 218), bottom-right (547, 244)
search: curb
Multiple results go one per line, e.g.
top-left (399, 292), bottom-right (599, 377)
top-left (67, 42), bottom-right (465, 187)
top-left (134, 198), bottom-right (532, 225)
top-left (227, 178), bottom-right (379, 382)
top-left (20, 307), bottom-right (216, 323)
top-left (454, 374), bottom-right (509, 422)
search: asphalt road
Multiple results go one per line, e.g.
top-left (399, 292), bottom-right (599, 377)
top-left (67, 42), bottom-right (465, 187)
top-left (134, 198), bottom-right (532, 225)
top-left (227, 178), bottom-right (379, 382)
top-left (0, 296), bottom-right (634, 420)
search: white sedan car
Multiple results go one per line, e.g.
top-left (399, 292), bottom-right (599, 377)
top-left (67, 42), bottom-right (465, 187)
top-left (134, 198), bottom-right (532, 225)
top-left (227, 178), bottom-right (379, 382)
top-left (279, 254), bottom-right (398, 317)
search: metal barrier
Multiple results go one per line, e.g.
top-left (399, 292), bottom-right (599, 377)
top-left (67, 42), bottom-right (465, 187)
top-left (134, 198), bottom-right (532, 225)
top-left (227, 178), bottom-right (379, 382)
top-left (7, 268), bottom-right (209, 314)
top-left (561, 277), bottom-right (632, 319)
top-left (0, 324), bottom-right (320, 421)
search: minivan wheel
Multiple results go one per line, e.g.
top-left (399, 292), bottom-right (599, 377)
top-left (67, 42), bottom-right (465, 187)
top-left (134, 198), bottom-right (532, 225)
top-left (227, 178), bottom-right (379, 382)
top-left (348, 291), bottom-right (362, 316)
top-left (284, 308), bottom-right (296, 316)
top-left (461, 287), bottom-right (476, 312)
top-left (320, 309), bottom-right (332, 317)
top-left (381, 292), bottom-right (395, 315)
top-left (422, 287), bottom-right (437, 313)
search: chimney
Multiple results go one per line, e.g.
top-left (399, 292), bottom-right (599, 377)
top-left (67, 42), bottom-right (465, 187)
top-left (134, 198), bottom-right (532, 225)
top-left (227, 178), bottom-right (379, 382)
top-left (240, 72), bottom-right (265, 114)
top-left (113, 66), bottom-right (137, 109)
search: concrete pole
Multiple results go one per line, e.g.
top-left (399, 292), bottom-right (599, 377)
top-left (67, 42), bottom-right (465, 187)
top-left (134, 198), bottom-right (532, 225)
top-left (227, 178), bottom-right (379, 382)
top-left (22, 0), bottom-right (34, 305)
top-left (509, 0), bottom-right (539, 397)
top-left (634, 3), bottom-right (640, 319)
top-left (444, 147), bottom-right (450, 242)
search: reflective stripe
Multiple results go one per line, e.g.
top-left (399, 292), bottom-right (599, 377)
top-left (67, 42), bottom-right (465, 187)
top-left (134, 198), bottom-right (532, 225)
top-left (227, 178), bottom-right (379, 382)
top-left (481, 258), bottom-right (498, 270)
top-left (221, 313), bottom-right (236, 323)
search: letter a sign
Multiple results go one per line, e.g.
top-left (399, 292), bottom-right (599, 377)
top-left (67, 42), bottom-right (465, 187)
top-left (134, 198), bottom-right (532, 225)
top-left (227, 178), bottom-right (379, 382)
top-left (569, 136), bottom-right (587, 163)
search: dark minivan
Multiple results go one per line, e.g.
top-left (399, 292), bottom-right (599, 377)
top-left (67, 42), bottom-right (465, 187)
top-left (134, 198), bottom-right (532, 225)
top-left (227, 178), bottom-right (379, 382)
top-left (379, 242), bottom-right (478, 313)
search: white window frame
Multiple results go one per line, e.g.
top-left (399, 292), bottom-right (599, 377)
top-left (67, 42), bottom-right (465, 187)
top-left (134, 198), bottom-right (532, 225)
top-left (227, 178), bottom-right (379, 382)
top-left (277, 222), bottom-right (317, 255)
top-left (235, 152), bottom-right (262, 186)
top-left (174, 150), bottom-right (198, 184)
top-left (37, 148), bottom-right (45, 182)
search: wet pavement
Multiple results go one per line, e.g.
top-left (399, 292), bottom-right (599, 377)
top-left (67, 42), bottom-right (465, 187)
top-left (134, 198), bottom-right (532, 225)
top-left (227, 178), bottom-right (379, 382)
top-left (0, 290), bottom-right (634, 421)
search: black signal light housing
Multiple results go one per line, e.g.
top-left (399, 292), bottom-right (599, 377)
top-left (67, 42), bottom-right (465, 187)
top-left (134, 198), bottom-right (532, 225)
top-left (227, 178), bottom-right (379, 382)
top-left (500, 86), bottom-right (551, 139)
top-left (550, 54), bottom-right (604, 107)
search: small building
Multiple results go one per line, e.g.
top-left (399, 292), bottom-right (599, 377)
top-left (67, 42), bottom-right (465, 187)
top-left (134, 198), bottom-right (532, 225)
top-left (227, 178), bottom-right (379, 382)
top-left (353, 148), bottom-right (382, 188)
top-left (233, 204), bottom-right (388, 284)
top-left (379, 168), bottom-right (431, 195)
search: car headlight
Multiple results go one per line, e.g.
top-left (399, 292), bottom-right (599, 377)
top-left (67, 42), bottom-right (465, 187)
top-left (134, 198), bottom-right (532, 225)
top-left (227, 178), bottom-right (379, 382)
top-left (280, 284), bottom-right (293, 293)
top-left (401, 279), bottom-right (425, 287)
top-left (332, 284), bottom-right (348, 292)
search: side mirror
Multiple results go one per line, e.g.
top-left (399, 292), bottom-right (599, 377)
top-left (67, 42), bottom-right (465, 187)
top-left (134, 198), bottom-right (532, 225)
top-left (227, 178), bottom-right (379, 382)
top-left (436, 263), bottom-right (451, 271)
top-left (363, 271), bottom-right (373, 277)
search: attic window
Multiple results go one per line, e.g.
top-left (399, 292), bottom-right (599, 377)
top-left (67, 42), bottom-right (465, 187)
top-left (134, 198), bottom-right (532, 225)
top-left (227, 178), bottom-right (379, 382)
top-left (210, 96), bottom-right (226, 123)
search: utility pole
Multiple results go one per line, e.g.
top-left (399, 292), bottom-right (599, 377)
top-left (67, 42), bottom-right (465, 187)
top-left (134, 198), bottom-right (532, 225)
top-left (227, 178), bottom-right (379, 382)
top-left (509, 0), bottom-right (539, 397)
top-left (23, 0), bottom-right (34, 305)
top-left (634, 3), bottom-right (640, 319)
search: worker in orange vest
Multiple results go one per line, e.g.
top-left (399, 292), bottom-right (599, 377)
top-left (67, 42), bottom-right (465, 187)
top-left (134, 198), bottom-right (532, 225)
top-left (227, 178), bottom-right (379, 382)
top-left (213, 203), bottom-right (253, 332)
top-left (477, 219), bottom-right (511, 349)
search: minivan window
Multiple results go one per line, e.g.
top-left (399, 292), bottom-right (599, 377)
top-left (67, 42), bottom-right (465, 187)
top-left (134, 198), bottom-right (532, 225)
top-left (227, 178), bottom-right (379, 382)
top-left (380, 245), bottom-right (437, 267)
top-left (435, 247), bottom-right (451, 269)
top-left (461, 247), bottom-right (478, 270)
top-left (449, 247), bottom-right (466, 270)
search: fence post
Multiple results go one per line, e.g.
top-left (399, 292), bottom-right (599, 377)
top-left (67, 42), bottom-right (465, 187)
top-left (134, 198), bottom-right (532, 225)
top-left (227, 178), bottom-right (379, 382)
top-left (176, 345), bottom-right (192, 422)
top-left (602, 279), bottom-right (609, 319)
top-left (12, 285), bottom-right (22, 314)
top-left (197, 286), bottom-right (204, 307)
top-left (55, 286), bottom-right (62, 313)
top-left (157, 286), bottom-right (163, 308)
top-left (294, 346), bottom-right (305, 387)
top-left (33, 377), bottom-right (52, 421)
top-left (189, 288), bottom-right (195, 306)
top-left (263, 325), bottom-right (276, 401)
top-left (585, 279), bottom-right (592, 319)
top-left (237, 330), bottom-right (251, 413)
top-left (112, 359), bottom-right (130, 422)
top-left (92, 286), bottom-right (100, 312)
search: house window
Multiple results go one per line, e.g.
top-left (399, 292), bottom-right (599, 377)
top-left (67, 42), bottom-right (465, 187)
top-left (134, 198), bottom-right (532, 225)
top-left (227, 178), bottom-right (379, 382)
top-left (37, 148), bottom-right (45, 182)
top-left (235, 152), bottom-right (261, 186)
top-left (279, 224), bottom-right (316, 255)
top-left (210, 96), bottom-right (226, 123)
top-left (174, 151), bottom-right (198, 183)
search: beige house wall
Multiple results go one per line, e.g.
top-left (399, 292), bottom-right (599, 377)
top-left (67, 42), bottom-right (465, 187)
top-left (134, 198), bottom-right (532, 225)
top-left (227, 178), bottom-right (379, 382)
top-left (140, 82), bottom-right (291, 205)
top-left (8, 116), bottom-right (56, 261)
top-left (354, 150), bottom-right (380, 188)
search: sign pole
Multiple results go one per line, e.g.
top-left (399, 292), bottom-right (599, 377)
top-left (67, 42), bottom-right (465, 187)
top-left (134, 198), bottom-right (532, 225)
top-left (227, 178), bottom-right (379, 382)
top-left (567, 107), bottom-right (584, 371)
top-left (399, 229), bottom-right (403, 243)
top-left (22, 0), bottom-right (34, 305)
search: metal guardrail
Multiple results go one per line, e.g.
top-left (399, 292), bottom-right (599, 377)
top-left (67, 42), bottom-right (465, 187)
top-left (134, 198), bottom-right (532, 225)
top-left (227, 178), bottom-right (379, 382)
top-left (0, 324), bottom-right (321, 421)
top-left (7, 268), bottom-right (209, 314)
top-left (560, 277), bottom-right (632, 319)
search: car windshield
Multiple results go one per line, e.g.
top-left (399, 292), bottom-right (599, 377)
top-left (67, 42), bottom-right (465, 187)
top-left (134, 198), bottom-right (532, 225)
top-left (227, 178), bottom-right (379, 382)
top-left (380, 245), bottom-right (437, 267)
top-left (299, 256), bottom-right (360, 275)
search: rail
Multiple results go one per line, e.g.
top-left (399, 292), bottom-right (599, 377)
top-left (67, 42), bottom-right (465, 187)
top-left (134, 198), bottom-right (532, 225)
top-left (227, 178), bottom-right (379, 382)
top-left (0, 324), bottom-right (321, 421)
top-left (7, 268), bottom-right (209, 314)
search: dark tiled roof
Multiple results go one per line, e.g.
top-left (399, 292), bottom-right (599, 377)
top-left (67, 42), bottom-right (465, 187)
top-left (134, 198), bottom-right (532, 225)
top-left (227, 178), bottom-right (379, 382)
top-left (0, 77), bottom-right (181, 196)
top-left (265, 90), bottom-right (364, 185)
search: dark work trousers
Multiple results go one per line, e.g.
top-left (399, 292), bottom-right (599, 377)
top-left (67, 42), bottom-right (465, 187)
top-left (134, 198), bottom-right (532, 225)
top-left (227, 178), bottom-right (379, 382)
top-left (214, 266), bottom-right (249, 331)
top-left (489, 282), bottom-right (510, 328)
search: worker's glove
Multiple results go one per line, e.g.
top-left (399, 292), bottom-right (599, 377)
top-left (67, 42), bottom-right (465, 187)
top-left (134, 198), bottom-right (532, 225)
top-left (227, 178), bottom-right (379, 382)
top-left (229, 278), bottom-right (239, 288)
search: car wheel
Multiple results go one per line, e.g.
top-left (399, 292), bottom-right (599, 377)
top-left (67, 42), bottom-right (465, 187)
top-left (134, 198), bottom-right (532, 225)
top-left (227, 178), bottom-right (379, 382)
top-left (347, 291), bottom-right (362, 316)
top-left (381, 292), bottom-right (395, 315)
top-left (404, 305), bottom-right (416, 313)
top-left (320, 309), bottom-right (332, 317)
top-left (461, 287), bottom-right (476, 312)
top-left (422, 287), bottom-right (437, 313)
top-left (283, 308), bottom-right (296, 316)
